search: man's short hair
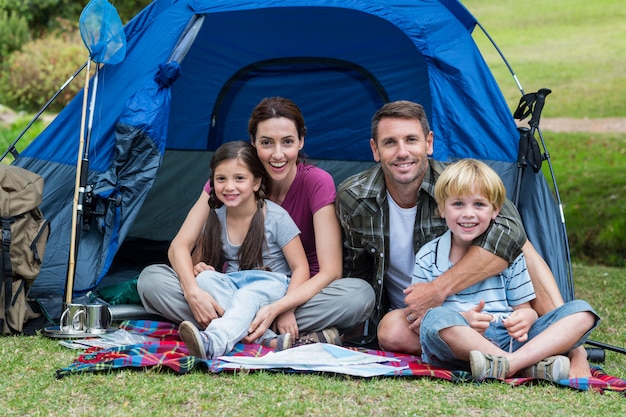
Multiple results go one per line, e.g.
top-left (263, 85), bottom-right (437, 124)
top-left (371, 100), bottom-right (431, 142)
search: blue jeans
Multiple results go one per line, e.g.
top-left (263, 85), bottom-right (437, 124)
top-left (138, 264), bottom-right (374, 334)
top-left (420, 299), bottom-right (599, 370)
top-left (195, 269), bottom-right (290, 359)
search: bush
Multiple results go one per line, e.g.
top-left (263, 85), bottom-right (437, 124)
top-left (0, 0), bottom-right (85, 37)
top-left (0, 32), bottom-right (86, 112)
top-left (0, 0), bottom-right (153, 34)
top-left (0, 10), bottom-right (30, 60)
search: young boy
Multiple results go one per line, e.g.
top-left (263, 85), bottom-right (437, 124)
top-left (394, 159), bottom-right (599, 382)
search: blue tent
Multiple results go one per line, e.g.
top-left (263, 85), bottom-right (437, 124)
top-left (14, 0), bottom-right (570, 319)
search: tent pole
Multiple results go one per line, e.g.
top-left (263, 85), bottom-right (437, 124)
top-left (475, 21), bottom-right (575, 295)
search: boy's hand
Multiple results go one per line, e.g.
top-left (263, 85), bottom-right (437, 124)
top-left (503, 307), bottom-right (537, 342)
top-left (460, 300), bottom-right (492, 335)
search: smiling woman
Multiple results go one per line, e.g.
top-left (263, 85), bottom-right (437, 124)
top-left (251, 116), bottom-right (304, 203)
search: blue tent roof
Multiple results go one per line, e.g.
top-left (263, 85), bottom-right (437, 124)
top-left (22, 0), bottom-right (517, 169)
top-left (14, 0), bottom-right (571, 317)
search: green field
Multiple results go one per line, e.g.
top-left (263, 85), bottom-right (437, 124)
top-left (465, 0), bottom-right (626, 118)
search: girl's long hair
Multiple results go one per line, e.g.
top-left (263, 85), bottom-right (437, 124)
top-left (192, 141), bottom-right (272, 271)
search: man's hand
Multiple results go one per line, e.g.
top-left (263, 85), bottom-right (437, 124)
top-left (403, 280), bottom-right (446, 331)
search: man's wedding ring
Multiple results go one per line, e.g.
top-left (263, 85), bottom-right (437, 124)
top-left (407, 314), bottom-right (415, 323)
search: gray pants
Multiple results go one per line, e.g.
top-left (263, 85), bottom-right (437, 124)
top-left (137, 264), bottom-right (375, 333)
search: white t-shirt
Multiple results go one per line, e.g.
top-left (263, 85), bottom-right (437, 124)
top-left (385, 191), bottom-right (417, 309)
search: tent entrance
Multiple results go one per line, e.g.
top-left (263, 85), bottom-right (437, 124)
top-left (208, 57), bottom-right (390, 155)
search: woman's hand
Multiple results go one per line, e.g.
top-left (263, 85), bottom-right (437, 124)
top-left (503, 307), bottom-right (537, 342)
top-left (185, 286), bottom-right (224, 329)
top-left (193, 262), bottom-right (215, 276)
top-left (241, 304), bottom-right (277, 343)
top-left (275, 310), bottom-right (299, 338)
top-left (460, 300), bottom-right (492, 335)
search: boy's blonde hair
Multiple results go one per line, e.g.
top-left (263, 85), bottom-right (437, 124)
top-left (434, 159), bottom-right (506, 210)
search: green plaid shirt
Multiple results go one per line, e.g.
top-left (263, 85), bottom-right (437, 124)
top-left (336, 159), bottom-right (526, 342)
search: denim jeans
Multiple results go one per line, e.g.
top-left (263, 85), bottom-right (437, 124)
top-left (138, 264), bottom-right (374, 335)
top-left (420, 299), bottom-right (599, 370)
top-left (195, 269), bottom-right (290, 359)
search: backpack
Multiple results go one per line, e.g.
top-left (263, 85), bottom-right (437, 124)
top-left (0, 165), bottom-right (50, 334)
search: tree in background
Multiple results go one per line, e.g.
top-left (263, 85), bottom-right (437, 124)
top-left (0, 0), bottom-right (152, 36)
top-left (0, 0), bottom-right (152, 112)
top-left (0, 10), bottom-right (30, 60)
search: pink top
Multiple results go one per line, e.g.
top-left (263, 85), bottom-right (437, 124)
top-left (204, 163), bottom-right (336, 276)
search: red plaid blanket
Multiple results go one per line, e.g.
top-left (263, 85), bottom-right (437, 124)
top-left (55, 320), bottom-right (626, 395)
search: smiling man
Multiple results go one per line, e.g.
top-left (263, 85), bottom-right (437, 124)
top-left (334, 101), bottom-right (593, 378)
top-left (337, 100), bottom-right (526, 337)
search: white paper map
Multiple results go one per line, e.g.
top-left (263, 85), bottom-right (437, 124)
top-left (218, 343), bottom-right (405, 377)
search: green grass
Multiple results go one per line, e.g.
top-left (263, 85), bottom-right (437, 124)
top-left (465, 0), bottom-right (626, 118)
top-left (0, 264), bottom-right (624, 416)
top-left (0, 115), bottom-right (46, 164)
top-left (541, 132), bottom-right (626, 266)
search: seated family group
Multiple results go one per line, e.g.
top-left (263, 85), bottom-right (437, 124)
top-left (137, 98), bottom-right (599, 382)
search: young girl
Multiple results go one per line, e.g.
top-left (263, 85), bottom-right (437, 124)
top-left (177, 141), bottom-right (309, 359)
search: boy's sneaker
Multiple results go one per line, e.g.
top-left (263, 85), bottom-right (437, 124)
top-left (469, 350), bottom-right (510, 381)
top-left (179, 321), bottom-right (210, 360)
top-left (520, 355), bottom-right (570, 382)
top-left (294, 327), bottom-right (342, 347)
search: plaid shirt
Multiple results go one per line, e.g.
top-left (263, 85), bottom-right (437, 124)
top-left (336, 159), bottom-right (526, 342)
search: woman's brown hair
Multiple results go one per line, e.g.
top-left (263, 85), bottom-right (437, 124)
top-left (248, 97), bottom-right (307, 162)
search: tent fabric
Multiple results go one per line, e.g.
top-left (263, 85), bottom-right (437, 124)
top-left (13, 0), bottom-right (570, 318)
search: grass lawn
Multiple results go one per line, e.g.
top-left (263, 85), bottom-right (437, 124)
top-left (0, 264), bottom-right (624, 416)
top-left (541, 132), bottom-right (626, 266)
top-left (465, 0), bottom-right (626, 118)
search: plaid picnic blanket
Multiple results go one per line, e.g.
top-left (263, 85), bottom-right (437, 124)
top-left (55, 320), bottom-right (626, 395)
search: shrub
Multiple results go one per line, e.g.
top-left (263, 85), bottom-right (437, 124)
top-left (0, 0), bottom-right (152, 34)
top-left (0, 0), bottom-right (85, 37)
top-left (0, 32), bottom-right (86, 112)
top-left (0, 10), bottom-right (30, 60)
